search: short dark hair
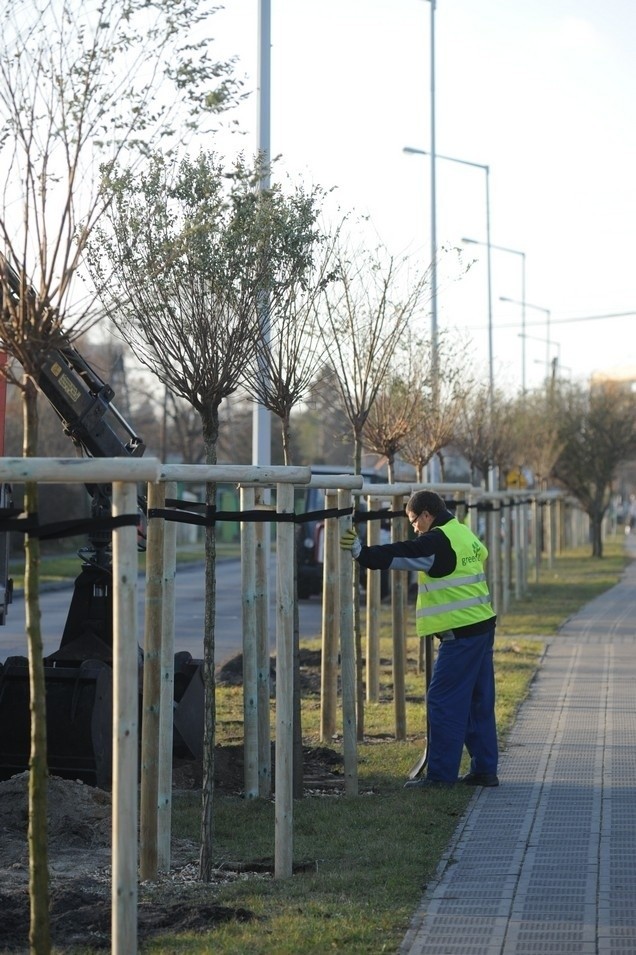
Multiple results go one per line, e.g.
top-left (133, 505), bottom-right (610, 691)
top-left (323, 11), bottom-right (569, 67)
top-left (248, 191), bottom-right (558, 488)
top-left (406, 490), bottom-right (447, 520)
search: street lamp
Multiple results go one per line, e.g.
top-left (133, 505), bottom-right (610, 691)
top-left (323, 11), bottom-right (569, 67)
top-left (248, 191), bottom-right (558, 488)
top-left (404, 146), bottom-right (494, 405)
top-left (253, 0), bottom-right (272, 468)
top-left (523, 333), bottom-right (561, 380)
top-left (500, 297), bottom-right (551, 385)
top-left (463, 238), bottom-right (526, 392)
top-left (401, 1), bottom-right (439, 482)
top-left (423, 2), bottom-right (438, 386)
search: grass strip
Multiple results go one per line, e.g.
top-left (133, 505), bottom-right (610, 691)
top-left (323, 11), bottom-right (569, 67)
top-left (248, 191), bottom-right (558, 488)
top-left (138, 537), bottom-right (629, 954)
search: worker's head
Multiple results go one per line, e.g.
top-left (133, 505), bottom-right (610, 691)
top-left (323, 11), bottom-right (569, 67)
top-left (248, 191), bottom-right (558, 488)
top-left (405, 490), bottom-right (447, 534)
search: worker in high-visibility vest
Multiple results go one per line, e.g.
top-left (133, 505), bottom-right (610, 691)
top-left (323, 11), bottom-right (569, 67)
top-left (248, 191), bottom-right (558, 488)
top-left (340, 489), bottom-right (499, 789)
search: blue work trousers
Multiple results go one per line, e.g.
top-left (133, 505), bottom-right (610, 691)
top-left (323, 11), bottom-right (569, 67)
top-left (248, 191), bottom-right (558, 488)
top-left (425, 626), bottom-right (498, 783)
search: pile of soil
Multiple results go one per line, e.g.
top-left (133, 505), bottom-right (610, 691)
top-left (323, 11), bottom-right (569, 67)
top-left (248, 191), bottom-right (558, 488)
top-left (0, 772), bottom-right (249, 952)
top-left (0, 650), bottom-right (344, 951)
top-left (0, 741), bottom-right (344, 952)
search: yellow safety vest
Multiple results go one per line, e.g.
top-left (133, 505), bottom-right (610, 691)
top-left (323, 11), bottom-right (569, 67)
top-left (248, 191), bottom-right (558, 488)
top-left (415, 519), bottom-right (494, 637)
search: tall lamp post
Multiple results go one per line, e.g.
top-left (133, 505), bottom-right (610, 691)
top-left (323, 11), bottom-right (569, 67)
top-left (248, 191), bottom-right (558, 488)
top-left (463, 239), bottom-right (526, 392)
top-left (253, 0), bottom-right (272, 468)
top-left (500, 297), bottom-right (551, 387)
top-left (404, 146), bottom-right (494, 407)
top-left (427, 1), bottom-right (438, 395)
top-left (400, 2), bottom-right (439, 480)
top-left (524, 333), bottom-right (562, 380)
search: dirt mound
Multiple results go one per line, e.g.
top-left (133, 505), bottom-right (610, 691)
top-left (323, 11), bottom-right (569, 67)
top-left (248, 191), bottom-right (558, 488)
top-left (0, 771), bottom-right (112, 845)
top-left (1, 880), bottom-right (255, 952)
top-left (0, 740), bottom-right (343, 952)
top-left (0, 770), bottom-right (257, 952)
top-left (216, 649), bottom-right (322, 693)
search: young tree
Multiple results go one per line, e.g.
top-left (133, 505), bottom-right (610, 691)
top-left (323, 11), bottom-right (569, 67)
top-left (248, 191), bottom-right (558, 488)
top-left (454, 384), bottom-right (517, 489)
top-left (507, 385), bottom-right (563, 490)
top-left (296, 364), bottom-right (354, 464)
top-left (552, 379), bottom-right (636, 557)
top-left (316, 237), bottom-right (432, 738)
top-left (87, 149), bottom-right (334, 877)
top-left (316, 239), bottom-right (432, 475)
top-left (361, 331), bottom-right (435, 482)
top-left (0, 2), bottom-right (238, 945)
top-left (398, 333), bottom-right (473, 482)
top-left (238, 190), bottom-right (336, 798)
top-left (242, 200), bottom-right (336, 465)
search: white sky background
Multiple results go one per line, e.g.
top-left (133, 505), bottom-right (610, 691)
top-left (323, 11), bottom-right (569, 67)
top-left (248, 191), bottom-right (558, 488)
top-left (206, 0), bottom-right (636, 393)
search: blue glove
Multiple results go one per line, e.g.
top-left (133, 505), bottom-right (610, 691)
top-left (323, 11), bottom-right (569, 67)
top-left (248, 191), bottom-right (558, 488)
top-left (340, 527), bottom-right (361, 558)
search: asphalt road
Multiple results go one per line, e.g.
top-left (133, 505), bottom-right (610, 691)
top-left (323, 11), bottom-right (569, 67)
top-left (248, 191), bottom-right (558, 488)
top-left (0, 559), bottom-right (325, 666)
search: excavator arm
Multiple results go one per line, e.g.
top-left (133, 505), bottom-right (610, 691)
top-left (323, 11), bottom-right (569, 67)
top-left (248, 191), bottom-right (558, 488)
top-left (0, 256), bottom-right (203, 787)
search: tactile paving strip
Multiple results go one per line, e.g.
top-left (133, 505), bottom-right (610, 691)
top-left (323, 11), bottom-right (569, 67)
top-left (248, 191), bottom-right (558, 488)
top-left (400, 558), bottom-right (636, 955)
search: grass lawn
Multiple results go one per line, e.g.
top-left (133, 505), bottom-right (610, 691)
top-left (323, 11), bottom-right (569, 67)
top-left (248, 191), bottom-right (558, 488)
top-left (135, 537), bottom-right (629, 954)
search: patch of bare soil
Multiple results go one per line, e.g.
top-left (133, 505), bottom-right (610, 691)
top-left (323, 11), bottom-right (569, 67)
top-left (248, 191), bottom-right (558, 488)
top-left (0, 772), bottom-right (250, 953)
top-left (0, 651), bottom-right (344, 952)
top-left (0, 743), bottom-right (344, 953)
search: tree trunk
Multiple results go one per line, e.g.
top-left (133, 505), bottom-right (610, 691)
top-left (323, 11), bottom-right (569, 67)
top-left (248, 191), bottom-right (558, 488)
top-left (353, 431), bottom-right (364, 741)
top-left (199, 415), bottom-right (218, 882)
top-left (23, 380), bottom-right (51, 954)
top-left (280, 429), bottom-right (304, 800)
top-left (590, 511), bottom-right (604, 558)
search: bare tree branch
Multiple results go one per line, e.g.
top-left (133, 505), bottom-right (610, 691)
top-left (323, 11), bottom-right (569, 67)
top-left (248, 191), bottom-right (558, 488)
top-left (315, 236), bottom-right (432, 473)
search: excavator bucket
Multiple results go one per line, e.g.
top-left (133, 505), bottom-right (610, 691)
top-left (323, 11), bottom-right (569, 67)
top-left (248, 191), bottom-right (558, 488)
top-left (0, 656), bottom-right (113, 786)
top-left (0, 650), bottom-right (204, 789)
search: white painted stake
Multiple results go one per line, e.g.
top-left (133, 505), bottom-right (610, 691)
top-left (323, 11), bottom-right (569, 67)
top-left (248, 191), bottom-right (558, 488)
top-left (275, 482), bottom-right (295, 878)
top-left (111, 481), bottom-right (139, 955)
top-left (338, 487), bottom-right (358, 796)
top-left (391, 494), bottom-right (407, 741)
top-left (320, 489), bottom-right (340, 741)
top-left (365, 495), bottom-right (382, 703)
top-left (140, 482), bottom-right (165, 881)
top-left (158, 481), bottom-right (177, 872)
top-left (254, 487), bottom-right (272, 798)
top-left (241, 486), bottom-right (259, 799)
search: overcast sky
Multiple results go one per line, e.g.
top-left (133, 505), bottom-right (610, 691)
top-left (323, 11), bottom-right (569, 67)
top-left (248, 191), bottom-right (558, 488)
top-left (208, 0), bottom-right (636, 391)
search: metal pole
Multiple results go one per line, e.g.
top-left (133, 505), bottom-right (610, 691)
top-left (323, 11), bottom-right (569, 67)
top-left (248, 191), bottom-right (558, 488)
top-left (427, 0), bottom-right (439, 484)
top-left (406, 148), bottom-right (493, 411)
top-left (520, 255), bottom-right (526, 392)
top-left (429, 0), bottom-right (438, 386)
top-left (253, 0), bottom-right (272, 468)
top-left (404, 0), bottom-right (439, 483)
top-left (484, 166), bottom-right (493, 406)
top-left (463, 240), bottom-right (527, 391)
top-left (500, 298), bottom-right (552, 385)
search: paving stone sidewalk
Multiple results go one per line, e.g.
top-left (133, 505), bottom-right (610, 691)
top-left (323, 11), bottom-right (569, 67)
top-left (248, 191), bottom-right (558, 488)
top-left (400, 537), bottom-right (636, 955)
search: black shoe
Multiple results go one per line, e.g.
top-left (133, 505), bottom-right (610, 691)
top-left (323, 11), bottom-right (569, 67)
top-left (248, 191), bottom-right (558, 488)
top-left (460, 772), bottom-right (499, 787)
top-left (404, 777), bottom-right (455, 790)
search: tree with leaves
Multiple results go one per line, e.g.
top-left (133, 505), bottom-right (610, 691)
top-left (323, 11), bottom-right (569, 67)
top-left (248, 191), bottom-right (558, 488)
top-left (0, 1), bottom-right (238, 946)
top-left (361, 332), bottom-right (434, 482)
top-left (552, 379), bottom-right (636, 557)
top-left (239, 193), bottom-right (336, 797)
top-left (315, 236), bottom-right (432, 738)
top-left (316, 238), bottom-right (432, 473)
top-left (454, 384), bottom-right (517, 489)
top-left (242, 205), bottom-right (337, 465)
top-left (88, 149), bottom-right (334, 878)
top-left (398, 332), bottom-right (473, 482)
top-left (506, 385), bottom-right (563, 491)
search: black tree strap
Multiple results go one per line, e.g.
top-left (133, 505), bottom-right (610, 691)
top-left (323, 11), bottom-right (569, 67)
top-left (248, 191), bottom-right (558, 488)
top-left (147, 504), bottom-right (357, 526)
top-left (0, 495), bottom-right (486, 539)
top-left (0, 513), bottom-right (139, 540)
top-left (148, 502), bottom-right (419, 527)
